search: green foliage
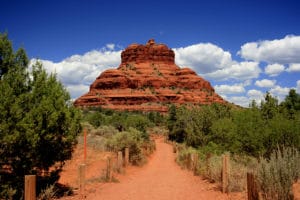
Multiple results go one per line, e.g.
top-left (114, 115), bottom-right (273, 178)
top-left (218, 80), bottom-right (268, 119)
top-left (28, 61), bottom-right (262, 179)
top-left (168, 104), bottom-right (232, 148)
top-left (83, 108), bottom-right (154, 139)
top-left (105, 127), bottom-right (145, 165)
top-left (0, 33), bottom-right (81, 198)
top-left (280, 89), bottom-right (300, 119)
top-left (232, 108), bottom-right (265, 156)
top-left (167, 91), bottom-right (300, 157)
top-left (147, 111), bottom-right (165, 125)
top-left (261, 91), bottom-right (279, 120)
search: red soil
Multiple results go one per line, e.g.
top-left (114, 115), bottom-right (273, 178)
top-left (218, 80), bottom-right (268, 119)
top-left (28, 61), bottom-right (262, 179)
top-left (59, 138), bottom-right (246, 200)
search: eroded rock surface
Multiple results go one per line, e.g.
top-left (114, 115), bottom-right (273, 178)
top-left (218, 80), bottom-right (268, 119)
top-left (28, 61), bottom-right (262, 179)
top-left (74, 39), bottom-right (226, 112)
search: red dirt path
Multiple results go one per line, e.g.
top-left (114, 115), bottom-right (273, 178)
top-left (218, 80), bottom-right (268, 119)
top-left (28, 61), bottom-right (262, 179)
top-left (61, 137), bottom-right (246, 200)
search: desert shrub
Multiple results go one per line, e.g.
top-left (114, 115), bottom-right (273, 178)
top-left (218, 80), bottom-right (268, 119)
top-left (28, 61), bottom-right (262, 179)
top-left (176, 146), bottom-right (198, 169)
top-left (91, 125), bottom-right (118, 138)
top-left (0, 184), bottom-right (16, 200)
top-left (201, 154), bottom-right (222, 183)
top-left (37, 184), bottom-right (57, 200)
top-left (147, 126), bottom-right (169, 136)
top-left (196, 153), bottom-right (255, 192)
top-left (258, 146), bottom-right (300, 200)
top-left (230, 155), bottom-right (258, 192)
top-left (105, 127), bottom-right (146, 165)
top-left (141, 139), bottom-right (156, 156)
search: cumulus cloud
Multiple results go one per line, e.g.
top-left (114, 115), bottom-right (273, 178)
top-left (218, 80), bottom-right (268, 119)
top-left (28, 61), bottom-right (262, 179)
top-left (247, 89), bottom-right (264, 104)
top-left (287, 63), bottom-right (300, 72)
top-left (173, 43), bottom-right (234, 74)
top-left (106, 43), bottom-right (115, 50)
top-left (255, 79), bottom-right (276, 88)
top-left (239, 35), bottom-right (300, 64)
top-left (297, 80), bottom-right (300, 93)
top-left (264, 63), bottom-right (285, 76)
top-left (66, 84), bottom-right (90, 100)
top-left (205, 61), bottom-right (261, 80)
top-left (214, 84), bottom-right (245, 95)
top-left (270, 85), bottom-right (291, 101)
top-left (30, 48), bottom-right (121, 99)
top-left (226, 96), bottom-right (250, 107)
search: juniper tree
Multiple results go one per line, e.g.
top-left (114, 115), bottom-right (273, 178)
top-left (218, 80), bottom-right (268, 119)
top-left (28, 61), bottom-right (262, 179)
top-left (0, 33), bottom-right (81, 198)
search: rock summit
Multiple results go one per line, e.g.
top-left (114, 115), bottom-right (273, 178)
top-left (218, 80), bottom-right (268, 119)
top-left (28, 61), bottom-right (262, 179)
top-left (74, 39), bottom-right (226, 112)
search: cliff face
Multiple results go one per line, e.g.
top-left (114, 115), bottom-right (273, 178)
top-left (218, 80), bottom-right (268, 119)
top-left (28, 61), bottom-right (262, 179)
top-left (74, 39), bottom-right (226, 112)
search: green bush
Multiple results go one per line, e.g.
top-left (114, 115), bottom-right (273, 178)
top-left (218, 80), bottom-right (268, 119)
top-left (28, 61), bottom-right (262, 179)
top-left (105, 127), bottom-right (145, 165)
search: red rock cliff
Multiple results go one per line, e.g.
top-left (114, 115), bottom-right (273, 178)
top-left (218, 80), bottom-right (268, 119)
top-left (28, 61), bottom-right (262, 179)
top-left (74, 39), bottom-right (226, 112)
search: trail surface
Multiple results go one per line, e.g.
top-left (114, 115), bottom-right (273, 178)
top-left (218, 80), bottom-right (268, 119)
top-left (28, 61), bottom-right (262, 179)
top-left (87, 138), bottom-right (243, 200)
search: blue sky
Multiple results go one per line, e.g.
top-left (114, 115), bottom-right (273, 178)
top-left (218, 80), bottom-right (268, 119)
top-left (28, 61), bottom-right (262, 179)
top-left (1, 0), bottom-right (300, 106)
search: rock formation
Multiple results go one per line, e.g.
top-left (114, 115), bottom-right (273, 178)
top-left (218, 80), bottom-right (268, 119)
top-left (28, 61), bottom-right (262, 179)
top-left (74, 39), bottom-right (226, 112)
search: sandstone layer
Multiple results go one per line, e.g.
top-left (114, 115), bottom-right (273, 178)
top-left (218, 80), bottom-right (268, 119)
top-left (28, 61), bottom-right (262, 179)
top-left (74, 39), bottom-right (226, 112)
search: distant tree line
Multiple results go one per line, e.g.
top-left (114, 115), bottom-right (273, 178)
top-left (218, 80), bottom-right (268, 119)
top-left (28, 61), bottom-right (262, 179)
top-left (167, 90), bottom-right (300, 157)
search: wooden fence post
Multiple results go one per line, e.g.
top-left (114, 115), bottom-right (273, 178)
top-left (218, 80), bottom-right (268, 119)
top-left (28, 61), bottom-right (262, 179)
top-left (84, 129), bottom-right (87, 164)
top-left (192, 153), bottom-right (198, 175)
top-left (173, 142), bottom-right (177, 153)
top-left (25, 175), bottom-right (36, 200)
top-left (78, 164), bottom-right (86, 198)
top-left (124, 147), bottom-right (129, 167)
top-left (106, 156), bottom-right (112, 182)
top-left (247, 172), bottom-right (259, 200)
top-left (206, 153), bottom-right (212, 177)
top-left (186, 152), bottom-right (191, 170)
top-left (117, 151), bottom-right (123, 173)
top-left (222, 154), bottom-right (229, 193)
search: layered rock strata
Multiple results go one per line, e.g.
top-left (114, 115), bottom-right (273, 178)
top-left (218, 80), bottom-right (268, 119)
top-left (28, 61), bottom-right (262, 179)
top-left (74, 39), bottom-right (226, 112)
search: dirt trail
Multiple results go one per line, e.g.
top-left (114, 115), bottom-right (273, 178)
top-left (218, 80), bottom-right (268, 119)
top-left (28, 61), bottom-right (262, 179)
top-left (85, 138), bottom-right (244, 200)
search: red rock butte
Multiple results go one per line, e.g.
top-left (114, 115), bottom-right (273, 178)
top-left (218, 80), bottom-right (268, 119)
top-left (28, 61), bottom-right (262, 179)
top-left (74, 39), bottom-right (226, 112)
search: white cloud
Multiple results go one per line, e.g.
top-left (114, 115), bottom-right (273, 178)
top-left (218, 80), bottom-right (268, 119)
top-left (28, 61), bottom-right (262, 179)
top-left (66, 84), bottom-right (90, 100)
top-left (239, 35), bottom-right (300, 64)
top-left (287, 63), bottom-right (300, 72)
top-left (264, 63), bottom-right (285, 76)
top-left (205, 61), bottom-right (261, 81)
top-left (255, 79), bottom-right (276, 88)
top-left (215, 84), bottom-right (245, 95)
top-left (248, 89), bottom-right (264, 97)
top-left (173, 43), bottom-right (234, 74)
top-left (270, 85), bottom-right (291, 102)
top-left (30, 48), bottom-right (121, 99)
top-left (247, 89), bottom-right (264, 104)
top-left (226, 96), bottom-right (249, 107)
top-left (106, 44), bottom-right (115, 50)
top-left (297, 80), bottom-right (300, 93)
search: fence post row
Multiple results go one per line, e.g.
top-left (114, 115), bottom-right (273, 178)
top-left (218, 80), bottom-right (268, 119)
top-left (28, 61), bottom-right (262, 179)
top-left (222, 154), bottom-right (229, 193)
top-left (25, 175), bottom-right (36, 200)
top-left (206, 153), bottom-right (211, 178)
top-left (192, 153), bottom-right (198, 175)
top-left (124, 147), bottom-right (129, 167)
top-left (78, 163), bottom-right (86, 198)
top-left (117, 151), bottom-right (123, 173)
top-left (106, 156), bottom-right (113, 182)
